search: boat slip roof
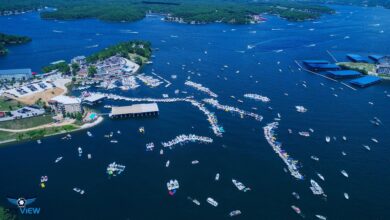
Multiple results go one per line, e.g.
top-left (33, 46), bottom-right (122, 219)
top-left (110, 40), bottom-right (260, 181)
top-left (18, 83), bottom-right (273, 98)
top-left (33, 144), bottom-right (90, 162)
top-left (111, 103), bottom-right (159, 115)
top-left (327, 70), bottom-right (361, 76)
top-left (347, 54), bottom-right (369, 63)
top-left (302, 60), bottom-right (330, 64)
top-left (350, 76), bottom-right (382, 87)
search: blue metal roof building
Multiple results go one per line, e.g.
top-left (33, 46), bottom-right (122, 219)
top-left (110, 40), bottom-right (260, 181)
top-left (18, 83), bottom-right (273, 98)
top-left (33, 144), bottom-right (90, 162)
top-left (350, 76), bottom-right (382, 87)
top-left (302, 60), bottom-right (330, 65)
top-left (327, 70), bottom-right (362, 79)
top-left (347, 54), bottom-right (369, 63)
top-left (0, 69), bottom-right (32, 81)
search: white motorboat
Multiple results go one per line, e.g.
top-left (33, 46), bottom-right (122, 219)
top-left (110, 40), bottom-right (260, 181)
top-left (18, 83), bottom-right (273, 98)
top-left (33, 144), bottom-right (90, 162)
top-left (206, 197), bottom-right (218, 207)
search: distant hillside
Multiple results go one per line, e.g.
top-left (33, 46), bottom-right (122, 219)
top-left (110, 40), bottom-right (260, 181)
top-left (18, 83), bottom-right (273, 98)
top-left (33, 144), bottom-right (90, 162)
top-left (0, 0), bottom-right (334, 24)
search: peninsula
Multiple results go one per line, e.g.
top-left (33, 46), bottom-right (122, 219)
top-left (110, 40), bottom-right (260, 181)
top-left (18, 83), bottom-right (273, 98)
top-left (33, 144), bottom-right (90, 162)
top-left (0, 32), bottom-right (31, 56)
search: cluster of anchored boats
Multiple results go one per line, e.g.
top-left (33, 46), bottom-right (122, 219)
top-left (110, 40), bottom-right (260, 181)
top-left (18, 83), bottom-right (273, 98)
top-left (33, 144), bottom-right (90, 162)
top-left (203, 98), bottom-right (263, 121)
top-left (185, 80), bottom-right (218, 98)
top-left (161, 134), bottom-right (213, 148)
top-left (243, 93), bottom-right (271, 103)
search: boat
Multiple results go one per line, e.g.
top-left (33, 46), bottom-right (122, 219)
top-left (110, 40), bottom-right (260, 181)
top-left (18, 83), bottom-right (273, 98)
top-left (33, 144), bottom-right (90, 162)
top-left (167, 179), bottom-right (179, 195)
top-left (160, 149), bottom-right (164, 155)
top-left (215, 173), bottom-right (220, 181)
top-left (55, 157), bottom-right (63, 163)
top-left (363, 145), bottom-right (371, 151)
top-left (342, 136), bottom-right (347, 141)
top-left (110, 140), bottom-right (118, 143)
top-left (87, 154), bottom-right (92, 159)
top-left (87, 131), bottom-right (92, 137)
top-left (341, 170), bottom-right (349, 178)
top-left (292, 192), bottom-right (300, 200)
top-left (232, 179), bottom-right (250, 192)
top-left (325, 136), bottom-right (331, 143)
top-left (73, 188), bottom-right (81, 193)
top-left (206, 197), bottom-right (218, 207)
top-left (311, 156), bottom-right (319, 161)
top-left (229, 210), bottom-right (242, 217)
top-left (344, 192), bottom-right (349, 199)
top-left (342, 151), bottom-right (347, 156)
top-left (78, 147), bottom-right (82, 157)
top-left (139, 127), bottom-right (145, 134)
top-left (117, 130), bottom-right (121, 134)
top-left (291, 205), bottom-right (301, 215)
top-left (37, 140), bottom-right (42, 144)
top-left (371, 138), bottom-right (379, 143)
top-left (315, 215), bottom-right (327, 220)
top-left (309, 128), bottom-right (314, 133)
top-left (191, 160), bottom-right (199, 164)
top-left (310, 179), bottom-right (325, 195)
top-left (165, 160), bottom-right (170, 167)
top-left (299, 131), bottom-right (310, 137)
top-left (317, 172), bottom-right (325, 181)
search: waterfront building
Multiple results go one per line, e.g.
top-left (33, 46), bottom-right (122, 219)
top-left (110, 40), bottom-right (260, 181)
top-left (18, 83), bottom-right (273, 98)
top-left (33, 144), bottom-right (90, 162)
top-left (0, 68), bottom-right (32, 81)
top-left (49, 95), bottom-right (82, 115)
top-left (376, 55), bottom-right (390, 75)
top-left (109, 103), bottom-right (159, 118)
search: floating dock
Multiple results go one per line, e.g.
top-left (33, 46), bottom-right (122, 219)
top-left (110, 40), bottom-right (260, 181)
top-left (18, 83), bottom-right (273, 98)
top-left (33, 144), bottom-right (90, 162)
top-left (346, 54), bottom-right (369, 63)
top-left (326, 70), bottom-right (362, 79)
top-left (109, 103), bottom-right (159, 118)
top-left (349, 76), bottom-right (382, 87)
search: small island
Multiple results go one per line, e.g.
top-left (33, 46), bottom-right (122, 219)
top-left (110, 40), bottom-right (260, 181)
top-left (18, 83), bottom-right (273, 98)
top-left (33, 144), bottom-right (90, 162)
top-left (0, 40), bottom-right (152, 145)
top-left (0, 32), bottom-right (31, 56)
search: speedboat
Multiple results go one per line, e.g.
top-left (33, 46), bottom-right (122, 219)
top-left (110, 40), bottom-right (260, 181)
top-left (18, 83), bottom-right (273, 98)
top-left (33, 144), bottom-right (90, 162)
top-left (206, 197), bottom-right (218, 207)
top-left (363, 145), bottom-right (371, 151)
top-left (325, 136), bottom-right (330, 143)
top-left (78, 147), bottom-right (82, 157)
top-left (165, 160), bottom-right (170, 167)
top-left (110, 140), bottom-right (118, 143)
top-left (341, 170), bottom-right (349, 178)
top-left (87, 131), bottom-right (92, 137)
top-left (299, 131), bottom-right (310, 137)
top-left (215, 173), bottom-right (220, 181)
top-left (232, 179), bottom-right (250, 192)
top-left (342, 151), bottom-right (347, 156)
top-left (342, 136), bottom-right (347, 141)
top-left (371, 138), bottom-right (378, 143)
top-left (311, 155), bottom-right (319, 161)
top-left (73, 188), bottom-right (81, 193)
top-left (344, 192), bottom-right (349, 199)
top-left (139, 127), bottom-right (145, 134)
top-left (229, 210), bottom-right (242, 217)
top-left (37, 140), bottom-right (42, 144)
top-left (191, 160), bottom-right (199, 164)
top-left (316, 172), bottom-right (325, 181)
top-left (316, 215), bottom-right (327, 220)
top-left (55, 157), bottom-right (63, 163)
top-left (292, 192), bottom-right (300, 200)
top-left (291, 205), bottom-right (301, 215)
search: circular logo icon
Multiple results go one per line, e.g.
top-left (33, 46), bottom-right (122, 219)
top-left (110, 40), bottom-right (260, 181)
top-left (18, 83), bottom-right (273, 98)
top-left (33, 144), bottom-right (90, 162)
top-left (17, 198), bottom-right (26, 208)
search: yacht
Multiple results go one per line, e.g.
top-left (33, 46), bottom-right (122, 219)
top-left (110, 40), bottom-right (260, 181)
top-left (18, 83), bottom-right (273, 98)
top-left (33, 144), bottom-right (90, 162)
top-left (310, 179), bottom-right (324, 195)
top-left (206, 197), bottom-right (218, 207)
top-left (341, 170), bottom-right (349, 178)
top-left (229, 210), bottom-right (242, 217)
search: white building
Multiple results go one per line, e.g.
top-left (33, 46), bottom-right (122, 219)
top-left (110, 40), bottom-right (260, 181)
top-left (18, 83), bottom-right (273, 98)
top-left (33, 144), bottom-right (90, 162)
top-left (49, 95), bottom-right (82, 115)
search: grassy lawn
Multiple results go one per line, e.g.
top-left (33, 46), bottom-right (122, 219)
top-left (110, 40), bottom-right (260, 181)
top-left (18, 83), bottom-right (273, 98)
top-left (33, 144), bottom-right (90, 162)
top-left (0, 114), bottom-right (54, 130)
top-left (337, 62), bottom-right (376, 75)
top-left (0, 97), bottom-right (23, 111)
top-left (129, 53), bottom-right (148, 64)
top-left (0, 124), bottom-right (79, 143)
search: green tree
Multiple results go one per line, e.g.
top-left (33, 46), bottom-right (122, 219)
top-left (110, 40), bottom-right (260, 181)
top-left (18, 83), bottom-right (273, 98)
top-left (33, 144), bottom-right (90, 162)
top-left (71, 63), bottom-right (80, 76)
top-left (0, 207), bottom-right (16, 220)
top-left (88, 65), bottom-right (97, 77)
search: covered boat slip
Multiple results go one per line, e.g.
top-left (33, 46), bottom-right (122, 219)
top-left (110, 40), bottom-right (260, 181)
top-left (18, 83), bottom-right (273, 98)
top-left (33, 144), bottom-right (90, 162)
top-left (302, 60), bottom-right (341, 72)
top-left (368, 55), bottom-right (384, 63)
top-left (346, 54), bottom-right (369, 63)
top-left (326, 70), bottom-right (362, 79)
top-left (349, 76), bottom-right (382, 87)
top-left (109, 103), bottom-right (159, 118)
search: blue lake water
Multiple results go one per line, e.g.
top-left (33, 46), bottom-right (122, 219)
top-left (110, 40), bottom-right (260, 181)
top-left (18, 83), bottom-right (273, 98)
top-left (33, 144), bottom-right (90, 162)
top-left (0, 5), bottom-right (390, 220)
